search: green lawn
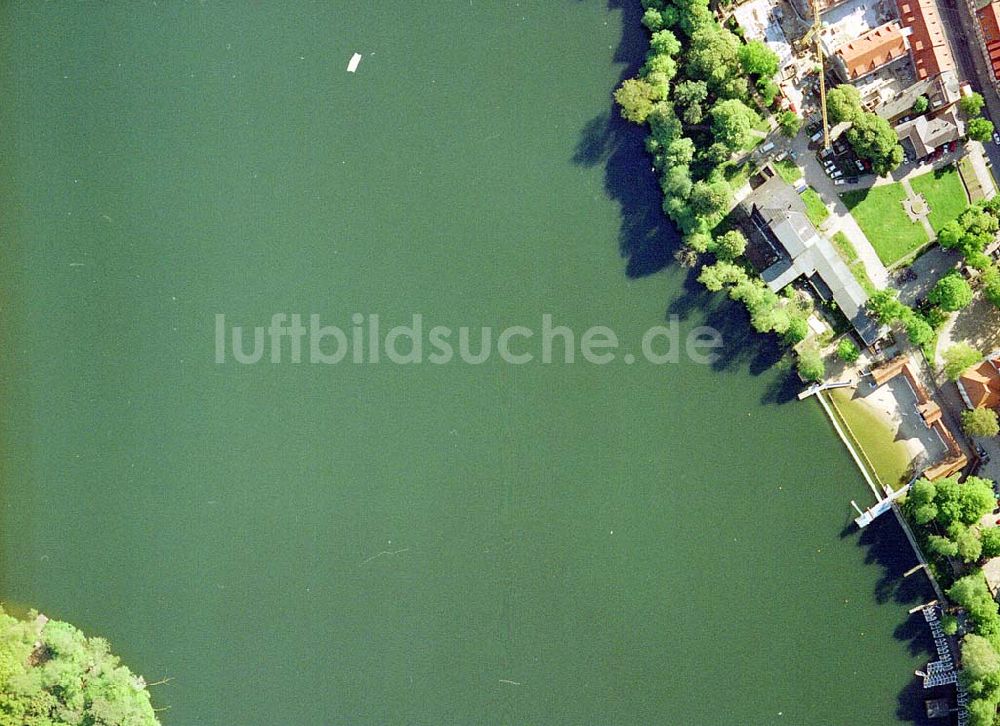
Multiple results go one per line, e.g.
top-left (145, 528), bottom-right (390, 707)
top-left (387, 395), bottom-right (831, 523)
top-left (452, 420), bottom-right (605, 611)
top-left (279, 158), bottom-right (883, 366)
top-left (831, 231), bottom-right (876, 295)
top-left (841, 184), bottom-right (929, 266)
top-left (774, 158), bottom-right (802, 185)
top-left (827, 389), bottom-right (914, 491)
top-left (909, 165), bottom-right (969, 232)
top-left (801, 187), bottom-right (830, 227)
top-left (721, 160), bottom-right (751, 191)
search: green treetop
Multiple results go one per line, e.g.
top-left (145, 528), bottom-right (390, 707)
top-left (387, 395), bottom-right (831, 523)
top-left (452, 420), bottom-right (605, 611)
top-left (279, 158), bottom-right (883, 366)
top-left (614, 78), bottom-right (663, 124)
top-left (845, 113), bottom-right (904, 176)
top-left (928, 273), bottom-right (974, 312)
top-left (961, 92), bottom-right (986, 118)
top-left (968, 117), bottom-right (995, 143)
top-left (943, 343), bottom-right (983, 381)
top-left (963, 408), bottom-right (1000, 438)
top-left (826, 84), bottom-right (862, 124)
top-left (737, 40), bottom-right (779, 79)
top-left (0, 606), bottom-right (159, 726)
top-left (710, 98), bottom-right (760, 150)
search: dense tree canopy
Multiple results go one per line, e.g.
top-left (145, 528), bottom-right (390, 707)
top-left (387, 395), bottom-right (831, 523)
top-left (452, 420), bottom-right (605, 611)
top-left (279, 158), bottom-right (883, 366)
top-left (737, 40), bottom-right (779, 79)
top-left (0, 607), bottom-right (159, 726)
top-left (964, 408), bottom-right (1000, 438)
top-left (616, 0), bottom-right (823, 377)
top-left (710, 98), bottom-right (760, 150)
top-left (836, 338), bottom-right (860, 363)
top-left (948, 572), bottom-right (1000, 724)
top-left (943, 343), bottom-right (983, 381)
top-left (826, 84), bottom-right (862, 124)
top-left (783, 315), bottom-right (809, 345)
top-left (984, 266), bottom-right (1000, 309)
top-left (712, 229), bottom-right (747, 261)
top-left (865, 288), bottom-right (940, 347)
top-left (778, 110), bottom-right (802, 138)
top-left (965, 634), bottom-right (1000, 682)
top-left (969, 117), bottom-right (995, 143)
top-left (797, 346), bottom-right (825, 382)
top-left (685, 25), bottom-right (745, 98)
top-left (984, 527), bottom-right (1000, 558)
top-left (689, 179), bottom-right (733, 218)
top-left (673, 79), bottom-right (708, 124)
top-left (940, 204), bottom-right (1000, 264)
top-left (845, 113), bottom-right (904, 176)
top-left (928, 273), bottom-right (974, 312)
top-left (961, 92), bottom-right (986, 118)
top-left (906, 476), bottom-right (996, 531)
top-left (867, 289), bottom-right (907, 324)
top-left (614, 78), bottom-right (663, 123)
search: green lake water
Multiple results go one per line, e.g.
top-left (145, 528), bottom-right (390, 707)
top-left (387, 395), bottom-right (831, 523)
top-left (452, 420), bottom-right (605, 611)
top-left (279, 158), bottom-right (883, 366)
top-left (0, 2), bottom-right (938, 724)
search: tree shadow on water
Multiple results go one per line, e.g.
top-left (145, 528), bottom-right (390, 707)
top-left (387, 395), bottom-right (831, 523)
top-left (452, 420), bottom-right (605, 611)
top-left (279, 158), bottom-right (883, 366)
top-left (573, 1), bottom-right (800, 404)
top-left (572, 0), bottom-right (680, 280)
top-left (847, 514), bottom-right (939, 725)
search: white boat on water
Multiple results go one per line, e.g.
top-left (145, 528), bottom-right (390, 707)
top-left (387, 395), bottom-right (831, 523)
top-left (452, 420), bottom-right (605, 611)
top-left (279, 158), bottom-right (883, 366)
top-left (347, 53), bottom-right (362, 73)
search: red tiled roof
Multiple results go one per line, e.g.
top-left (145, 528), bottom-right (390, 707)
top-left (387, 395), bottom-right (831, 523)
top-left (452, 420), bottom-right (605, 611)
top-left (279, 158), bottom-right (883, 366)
top-left (960, 360), bottom-right (1000, 409)
top-left (897, 0), bottom-right (957, 79)
top-left (835, 22), bottom-right (908, 80)
top-left (977, 1), bottom-right (1000, 81)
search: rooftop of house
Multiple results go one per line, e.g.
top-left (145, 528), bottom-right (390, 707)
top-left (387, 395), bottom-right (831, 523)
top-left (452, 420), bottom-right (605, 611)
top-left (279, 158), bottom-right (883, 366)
top-left (898, 0), bottom-right (956, 80)
top-left (958, 356), bottom-right (1000, 409)
top-left (834, 22), bottom-right (909, 80)
top-left (791, 0), bottom-right (855, 16)
top-left (874, 70), bottom-right (961, 120)
top-left (738, 173), bottom-right (881, 346)
top-left (976, 1), bottom-right (1000, 81)
top-left (895, 106), bottom-right (965, 158)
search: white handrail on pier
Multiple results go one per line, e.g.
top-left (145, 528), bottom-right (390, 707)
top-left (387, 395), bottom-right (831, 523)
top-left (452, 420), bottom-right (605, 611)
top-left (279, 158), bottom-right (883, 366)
top-left (797, 379), bottom-right (854, 400)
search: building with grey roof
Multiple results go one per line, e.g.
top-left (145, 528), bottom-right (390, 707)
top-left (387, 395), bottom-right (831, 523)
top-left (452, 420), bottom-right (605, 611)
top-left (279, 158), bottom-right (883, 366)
top-left (895, 106), bottom-right (965, 159)
top-left (738, 172), bottom-right (883, 346)
top-left (874, 70), bottom-right (961, 123)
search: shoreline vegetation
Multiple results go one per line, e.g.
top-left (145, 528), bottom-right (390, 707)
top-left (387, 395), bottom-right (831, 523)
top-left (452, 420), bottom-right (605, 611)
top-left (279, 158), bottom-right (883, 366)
top-left (615, 0), bottom-right (1000, 378)
top-left (616, 2), bottom-right (1000, 724)
top-left (0, 606), bottom-right (160, 725)
top-left (615, 0), bottom-right (824, 380)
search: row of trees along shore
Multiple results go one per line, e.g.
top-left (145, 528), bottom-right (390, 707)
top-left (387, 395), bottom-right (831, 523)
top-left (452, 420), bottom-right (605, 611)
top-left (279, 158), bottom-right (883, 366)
top-left (619, 6), bottom-right (1000, 723)
top-left (615, 0), bottom-right (828, 378)
top-left (616, 1), bottom-right (1000, 381)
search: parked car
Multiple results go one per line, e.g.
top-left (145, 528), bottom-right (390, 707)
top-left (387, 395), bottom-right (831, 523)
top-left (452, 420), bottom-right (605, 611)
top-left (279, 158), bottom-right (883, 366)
top-left (948, 141), bottom-right (957, 153)
top-left (847, 176), bottom-right (859, 184)
top-left (977, 443), bottom-right (991, 464)
top-left (993, 131), bottom-right (1000, 145)
top-left (834, 178), bottom-right (845, 185)
top-left (855, 159), bottom-right (864, 171)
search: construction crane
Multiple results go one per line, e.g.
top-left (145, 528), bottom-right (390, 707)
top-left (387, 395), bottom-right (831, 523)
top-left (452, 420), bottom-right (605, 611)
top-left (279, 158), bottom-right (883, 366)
top-left (798, 0), bottom-right (831, 150)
